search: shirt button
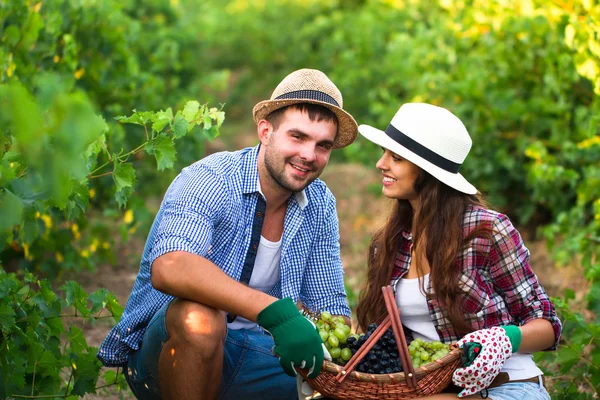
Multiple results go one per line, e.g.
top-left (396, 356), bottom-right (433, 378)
top-left (252, 244), bottom-right (258, 251)
top-left (256, 211), bottom-right (263, 218)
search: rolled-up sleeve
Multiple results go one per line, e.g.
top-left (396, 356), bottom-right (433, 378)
top-left (489, 214), bottom-right (562, 350)
top-left (300, 192), bottom-right (350, 317)
top-left (149, 165), bottom-right (228, 267)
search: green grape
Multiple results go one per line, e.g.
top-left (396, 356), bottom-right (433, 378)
top-left (321, 311), bottom-right (332, 322)
top-left (330, 347), bottom-right (341, 359)
top-left (342, 324), bottom-right (351, 335)
top-left (319, 330), bottom-right (329, 342)
top-left (341, 347), bottom-right (352, 361)
top-left (328, 335), bottom-right (339, 348)
top-left (333, 328), bottom-right (346, 340)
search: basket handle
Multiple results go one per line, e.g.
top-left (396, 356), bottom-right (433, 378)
top-left (382, 285), bottom-right (417, 387)
top-left (335, 286), bottom-right (417, 388)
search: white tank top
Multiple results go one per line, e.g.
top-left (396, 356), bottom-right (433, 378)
top-left (227, 235), bottom-right (282, 331)
top-left (395, 274), bottom-right (543, 380)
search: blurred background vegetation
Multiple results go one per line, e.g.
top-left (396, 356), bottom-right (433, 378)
top-left (0, 0), bottom-right (599, 398)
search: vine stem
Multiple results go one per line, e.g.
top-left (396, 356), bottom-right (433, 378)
top-left (31, 360), bottom-right (36, 396)
top-left (99, 139), bottom-right (112, 162)
top-left (89, 171), bottom-right (113, 179)
top-left (64, 368), bottom-right (74, 397)
top-left (88, 113), bottom-right (212, 178)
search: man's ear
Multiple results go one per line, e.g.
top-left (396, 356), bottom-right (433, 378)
top-left (257, 119), bottom-right (272, 145)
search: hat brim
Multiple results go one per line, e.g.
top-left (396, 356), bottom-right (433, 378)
top-left (358, 124), bottom-right (477, 195)
top-left (253, 99), bottom-right (358, 149)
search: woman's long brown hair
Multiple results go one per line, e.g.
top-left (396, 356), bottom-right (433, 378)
top-left (356, 170), bottom-right (493, 335)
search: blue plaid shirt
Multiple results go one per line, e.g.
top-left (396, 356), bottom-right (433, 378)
top-left (97, 145), bottom-right (350, 366)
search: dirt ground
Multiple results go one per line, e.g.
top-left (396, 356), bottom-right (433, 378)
top-left (77, 160), bottom-right (588, 399)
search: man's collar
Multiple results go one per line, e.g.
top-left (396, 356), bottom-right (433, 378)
top-left (241, 145), bottom-right (308, 210)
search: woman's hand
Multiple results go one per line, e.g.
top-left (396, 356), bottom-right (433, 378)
top-left (452, 326), bottom-right (517, 397)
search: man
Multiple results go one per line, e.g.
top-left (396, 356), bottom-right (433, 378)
top-left (97, 68), bottom-right (358, 400)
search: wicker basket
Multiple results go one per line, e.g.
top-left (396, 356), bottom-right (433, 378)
top-left (297, 286), bottom-right (463, 400)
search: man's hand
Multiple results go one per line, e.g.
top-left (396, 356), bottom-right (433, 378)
top-left (257, 298), bottom-right (325, 378)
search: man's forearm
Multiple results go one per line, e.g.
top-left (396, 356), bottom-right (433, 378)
top-left (152, 250), bottom-right (277, 321)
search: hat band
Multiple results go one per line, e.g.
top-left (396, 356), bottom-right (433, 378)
top-left (274, 90), bottom-right (340, 107)
top-left (385, 124), bottom-right (462, 173)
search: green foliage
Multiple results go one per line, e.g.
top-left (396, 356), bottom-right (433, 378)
top-left (0, 270), bottom-right (127, 398)
top-left (1, 0), bottom-right (599, 397)
top-left (535, 292), bottom-right (600, 398)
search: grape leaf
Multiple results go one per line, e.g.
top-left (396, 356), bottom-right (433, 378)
top-left (151, 108), bottom-right (173, 133)
top-left (88, 288), bottom-right (110, 314)
top-left (172, 114), bottom-right (188, 138)
top-left (0, 189), bottom-right (24, 232)
top-left (0, 303), bottom-right (16, 332)
top-left (115, 111), bottom-right (151, 126)
top-left (112, 161), bottom-right (136, 208)
top-left (71, 352), bottom-right (101, 396)
top-left (182, 101), bottom-right (200, 122)
top-left (112, 161), bottom-right (135, 193)
top-left (62, 281), bottom-right (90, 317)
top-left (153, 135), bottom-right (176, 171)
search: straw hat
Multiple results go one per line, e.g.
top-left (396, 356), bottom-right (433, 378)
top-left (253, 69), bottom-right (358, 148)
top-left (358, 103), bottom-right (477, 194)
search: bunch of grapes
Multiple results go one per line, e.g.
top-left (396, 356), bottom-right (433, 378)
top-left (311, 311), bottom-right (355, 365)
top-left (407, 337), bottom-right (451, 369)
top-left (349, 323), bottom-right (404, 374)
top-left (308, 311), bottom-right (452, 373)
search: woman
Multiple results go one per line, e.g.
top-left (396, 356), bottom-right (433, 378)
top-left (355, 103), bottom-right (562, 399)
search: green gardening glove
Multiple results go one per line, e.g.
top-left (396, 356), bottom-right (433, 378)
top-left (257, 298), bottom-right (325, 379)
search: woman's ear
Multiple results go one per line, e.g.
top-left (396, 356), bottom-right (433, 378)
top-left (257, 119), bottom-right (272, 145)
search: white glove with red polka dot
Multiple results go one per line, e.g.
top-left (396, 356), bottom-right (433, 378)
top-left (452, 327), bottom-right (514, 398)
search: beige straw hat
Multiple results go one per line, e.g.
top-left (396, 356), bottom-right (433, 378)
top-left (253, 69), bottom-right (358, 148)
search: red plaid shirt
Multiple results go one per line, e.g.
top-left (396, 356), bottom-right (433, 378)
top-left (390, 206), bottom-right (562, 349)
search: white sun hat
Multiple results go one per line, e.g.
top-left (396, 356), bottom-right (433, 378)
top-left (358, 103), bottom-right (477, 194)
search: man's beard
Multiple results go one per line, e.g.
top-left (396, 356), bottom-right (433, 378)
top-left (264, 151), bottom-right (319, 193)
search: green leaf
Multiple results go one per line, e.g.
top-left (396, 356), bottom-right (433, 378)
top-left (0, 189), bottom-right (24, 232)
top-left (103, 369), bottom-right (117, 384)
top-left (209, 107), bottom-right (226, 127)
top-left (115, 110), bottom-right (151, 126)
top-left (203, 125), bottom-right (220, 141)
top-left (586, 281), bottom-right (600, 316)
top-left (0, 303), bottom-right (16, 332)
top-left (115, 186), bottom-right (134, 209)
top-left (0, 134), bottom-right (10, 160)
top-left (564, 289), bottom-right (576, 302)
top-left (106, 293), bottom-right (124, 321)
top-left (182, 101), bottom-right (200, 122)
top-left (62, 281), bottom-right (90, 317)
top-left (151, 108), bottom-right (173, 133)
top-left (70, 351), bottom-right (101, 396)
top-left (112, 161), bottom-right (135, 193)
top-left (203, 114), bottom-right (213, 130)
top-left (88, 288), bottom-right (110, 314)
top-left (153, 136), bottom-right (176, 171)
top-left (555, 347), bottom-right (581, 373)
top-left (112, 161), bottom-right (136, 208)
top-left (68, 326), bottom-right (88, 355)
top-left (172, 114), bottom-right (188, 138)
top-left (37, 350), bottom-right (60, 370)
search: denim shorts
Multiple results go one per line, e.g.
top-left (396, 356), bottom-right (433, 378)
top-left (484, 376), bottom-right (550, 400)
top-left (124, 301), bottom-right (297, 400)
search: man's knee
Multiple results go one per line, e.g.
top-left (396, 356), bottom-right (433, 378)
top-left (165, 299), bottom-right (227, 350)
